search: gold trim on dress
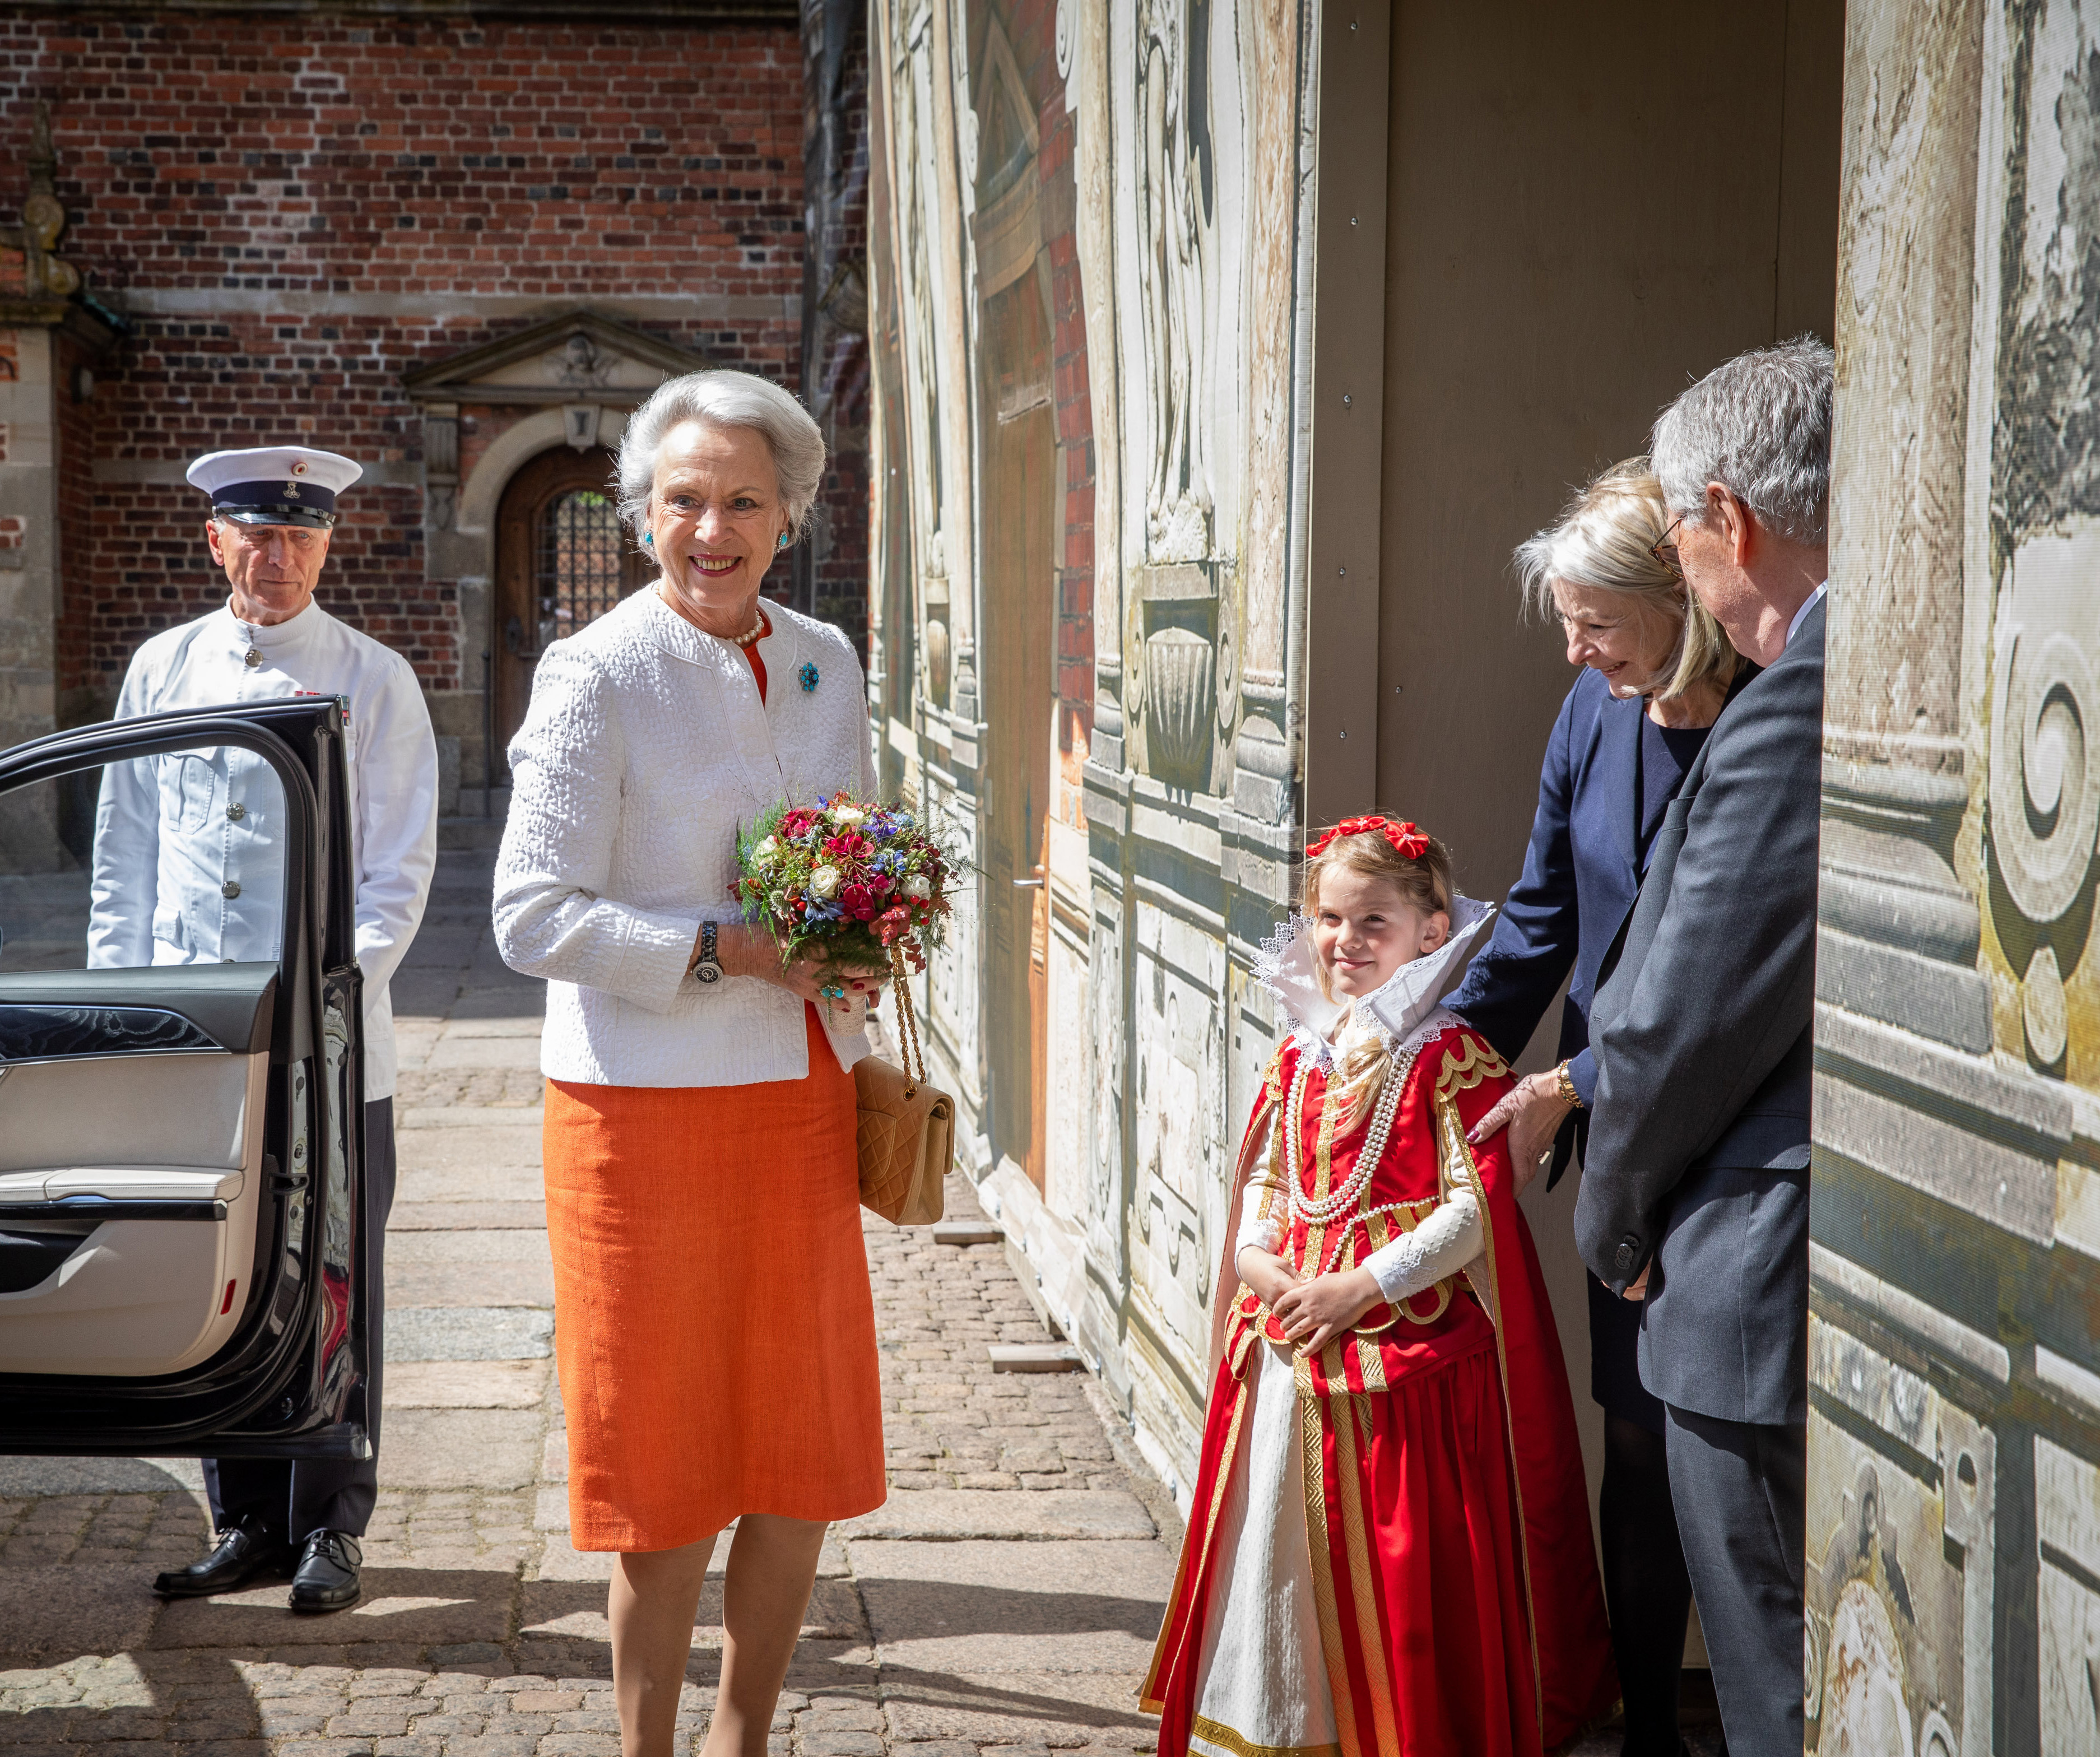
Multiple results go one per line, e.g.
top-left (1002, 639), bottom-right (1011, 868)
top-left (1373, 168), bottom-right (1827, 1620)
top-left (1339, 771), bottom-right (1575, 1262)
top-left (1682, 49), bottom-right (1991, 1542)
top-left (1433, 1063), bottom-right (1545, 1745)
top-left (1330, 1388), bottom-right (1401, 1757)
top-left (1190, 1713), bottom-right (1342, 1757)
top-left (1295, 1350), bottom-right (1362, 1757)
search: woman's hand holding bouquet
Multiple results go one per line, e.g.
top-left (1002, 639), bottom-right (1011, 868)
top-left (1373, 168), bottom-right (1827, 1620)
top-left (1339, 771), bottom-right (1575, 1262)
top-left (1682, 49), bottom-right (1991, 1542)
top-left (724, 795), bottom-right (959, 1021)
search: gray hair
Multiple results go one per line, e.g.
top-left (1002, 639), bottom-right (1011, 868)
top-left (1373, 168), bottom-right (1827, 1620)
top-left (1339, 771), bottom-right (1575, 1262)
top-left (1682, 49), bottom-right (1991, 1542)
top-left (1650, 335), bottom-right (1834, 545)
top-left (1516, 458), bottom-right (1737, 701)
top-left (615, 369), bottom-right (826, 539)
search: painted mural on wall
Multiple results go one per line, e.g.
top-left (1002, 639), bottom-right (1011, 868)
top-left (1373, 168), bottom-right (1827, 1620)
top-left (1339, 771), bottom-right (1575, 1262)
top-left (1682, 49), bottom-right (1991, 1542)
top-left (1813, 0), bottom-right (2100, 1746)
top-left (865, 0), bottom-right (1314, 1486)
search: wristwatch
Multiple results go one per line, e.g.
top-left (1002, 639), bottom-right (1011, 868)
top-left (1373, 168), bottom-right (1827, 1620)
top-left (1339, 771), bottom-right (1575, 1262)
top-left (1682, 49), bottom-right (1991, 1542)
top-left (691, 921), bottom-right (724, 986)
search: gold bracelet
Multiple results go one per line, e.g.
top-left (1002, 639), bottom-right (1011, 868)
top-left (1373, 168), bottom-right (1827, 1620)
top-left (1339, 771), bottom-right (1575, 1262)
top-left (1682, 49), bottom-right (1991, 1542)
top-left (1554, 1060), bottom-right (1585, 1110)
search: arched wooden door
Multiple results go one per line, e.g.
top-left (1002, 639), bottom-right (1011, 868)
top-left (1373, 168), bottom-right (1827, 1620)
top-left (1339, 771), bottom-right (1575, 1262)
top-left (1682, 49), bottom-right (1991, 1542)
top-left (492, 446), bottom-right (650, 761)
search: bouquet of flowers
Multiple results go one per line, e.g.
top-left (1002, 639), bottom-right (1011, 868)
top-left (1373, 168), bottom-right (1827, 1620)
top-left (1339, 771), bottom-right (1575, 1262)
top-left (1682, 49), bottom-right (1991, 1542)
top-left (734, 794), bottom-right (960, 978)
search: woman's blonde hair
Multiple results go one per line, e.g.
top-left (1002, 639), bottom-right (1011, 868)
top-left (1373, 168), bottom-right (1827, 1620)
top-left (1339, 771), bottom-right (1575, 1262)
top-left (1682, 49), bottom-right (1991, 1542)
top-left (1299, 822), bottom-right (1455, 1133)
top-left (1514, 457), bottom-right (1737, 701)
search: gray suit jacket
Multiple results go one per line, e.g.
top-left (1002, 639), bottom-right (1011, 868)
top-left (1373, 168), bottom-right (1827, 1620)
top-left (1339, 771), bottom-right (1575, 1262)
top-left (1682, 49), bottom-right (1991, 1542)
top-left (1574, 597), bottom-right (1823, 1427)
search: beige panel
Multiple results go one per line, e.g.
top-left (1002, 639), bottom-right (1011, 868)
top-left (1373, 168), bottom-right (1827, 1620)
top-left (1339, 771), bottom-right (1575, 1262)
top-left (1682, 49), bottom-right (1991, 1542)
top-left (1302, 0), bottom-right (1392, 826)
top-left (0, 1052), bottom-right (250, 1173)
top-left (0, 1049), bottom-right (267, 1374)
top-left (1374, 0), bottom-right (1841, 905)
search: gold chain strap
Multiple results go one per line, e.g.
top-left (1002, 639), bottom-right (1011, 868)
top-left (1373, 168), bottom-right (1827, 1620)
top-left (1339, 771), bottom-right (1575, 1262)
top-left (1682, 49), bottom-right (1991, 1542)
top-left (888, 944), bottom-right (926, 1096)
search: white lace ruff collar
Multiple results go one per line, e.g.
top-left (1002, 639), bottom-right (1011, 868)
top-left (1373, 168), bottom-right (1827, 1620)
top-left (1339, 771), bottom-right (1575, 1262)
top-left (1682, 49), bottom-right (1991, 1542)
top-left (1254, 894), bottom-right (1497, 1069)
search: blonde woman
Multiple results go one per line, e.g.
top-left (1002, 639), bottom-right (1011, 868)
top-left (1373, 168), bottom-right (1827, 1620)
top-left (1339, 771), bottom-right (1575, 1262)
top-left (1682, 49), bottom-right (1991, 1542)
top-left (1448, 458), bottom-right (1746, 1757)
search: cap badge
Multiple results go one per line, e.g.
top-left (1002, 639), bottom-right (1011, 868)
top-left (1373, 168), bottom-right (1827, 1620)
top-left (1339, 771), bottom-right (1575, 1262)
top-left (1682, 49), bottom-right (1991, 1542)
top-left (284, 481), bottom-right (301, 498)
top-left (290, 460), bottom-right (310, 476)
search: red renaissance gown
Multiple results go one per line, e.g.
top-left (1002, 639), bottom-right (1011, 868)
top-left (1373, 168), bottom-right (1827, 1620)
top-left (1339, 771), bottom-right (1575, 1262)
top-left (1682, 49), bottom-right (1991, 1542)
top-left (1142, 1011), bottom-right (1618, 1757)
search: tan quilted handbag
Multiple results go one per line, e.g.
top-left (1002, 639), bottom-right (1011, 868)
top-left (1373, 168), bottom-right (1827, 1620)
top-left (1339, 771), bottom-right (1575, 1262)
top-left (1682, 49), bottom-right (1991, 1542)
top-left (854, 947), bottom-right (951, 1225)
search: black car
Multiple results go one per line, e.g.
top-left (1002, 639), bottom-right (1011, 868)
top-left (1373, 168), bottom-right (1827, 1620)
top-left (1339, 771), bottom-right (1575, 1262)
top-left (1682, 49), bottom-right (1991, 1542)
top-left (0, 696), bottom-right (373, 1463)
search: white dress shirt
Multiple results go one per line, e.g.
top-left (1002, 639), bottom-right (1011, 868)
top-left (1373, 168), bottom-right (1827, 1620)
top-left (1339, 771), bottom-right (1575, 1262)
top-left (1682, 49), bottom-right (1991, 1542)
top-left (494, 588), bottom-right (877, 1089)
top-left (87, 598), bottom-right (439, 1100)
top-left (1787, 581), bottom-right (1828, 647)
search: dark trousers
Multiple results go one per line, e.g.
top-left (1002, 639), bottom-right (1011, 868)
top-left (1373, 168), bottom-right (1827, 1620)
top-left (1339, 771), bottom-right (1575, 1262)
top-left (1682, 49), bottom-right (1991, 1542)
top-left (1599, 1414), bottom-right (1694, 1755)
top-left (1665, 1402), bottom-right (1806, 1757)
top-left (205, 1096), bottom-right (394, 1541)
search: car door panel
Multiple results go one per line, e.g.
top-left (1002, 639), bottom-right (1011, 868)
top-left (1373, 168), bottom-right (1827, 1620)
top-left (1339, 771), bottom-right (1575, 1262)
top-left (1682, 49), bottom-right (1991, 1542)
top-left (0, 1042), bottom-right (267, 1376)
top-left (0, 699), bottom-right (369, 1458)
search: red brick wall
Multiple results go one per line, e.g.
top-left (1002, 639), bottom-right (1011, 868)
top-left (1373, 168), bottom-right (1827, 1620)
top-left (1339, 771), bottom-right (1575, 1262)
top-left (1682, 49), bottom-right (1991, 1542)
top-left (52, 326), bottom-right (98, 717)
top-left (2, 10), bottom-right (807, 713)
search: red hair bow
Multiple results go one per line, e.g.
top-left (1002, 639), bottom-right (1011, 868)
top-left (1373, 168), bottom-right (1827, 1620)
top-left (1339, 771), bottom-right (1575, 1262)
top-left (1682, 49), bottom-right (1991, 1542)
top-left (1305, 815), bottom-right (1430, 861)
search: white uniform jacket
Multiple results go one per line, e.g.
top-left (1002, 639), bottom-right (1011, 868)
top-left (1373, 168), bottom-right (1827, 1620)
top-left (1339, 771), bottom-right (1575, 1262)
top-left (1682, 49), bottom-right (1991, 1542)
top-left (494, 588), bottom-right (877, 1089)
top-left (87, 599), bottom-right (440, 1100)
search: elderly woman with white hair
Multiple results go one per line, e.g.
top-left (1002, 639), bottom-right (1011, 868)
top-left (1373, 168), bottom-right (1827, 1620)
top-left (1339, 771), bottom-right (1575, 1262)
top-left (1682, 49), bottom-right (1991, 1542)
top-left (1444, 458), bottom-right (1750, 1757)
top-left (494, 370), bottom-right (887, 1757)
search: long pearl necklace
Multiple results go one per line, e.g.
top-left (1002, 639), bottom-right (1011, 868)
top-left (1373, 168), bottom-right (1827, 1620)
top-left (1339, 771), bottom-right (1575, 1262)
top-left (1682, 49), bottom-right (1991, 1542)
top-left (1286, 1040), bottom-right (1415, 1227)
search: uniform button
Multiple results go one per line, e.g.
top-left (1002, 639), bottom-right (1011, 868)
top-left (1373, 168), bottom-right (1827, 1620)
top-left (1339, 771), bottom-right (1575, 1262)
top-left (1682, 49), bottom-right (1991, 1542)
top-left (227, 802), bottom-right (246, 821)
top-left (222, 880), bottom-right (241, 899)
top-left (243, 649), bottom-right (262, 668)
top-left (1615, 1242), bottom-right (1636, 1275)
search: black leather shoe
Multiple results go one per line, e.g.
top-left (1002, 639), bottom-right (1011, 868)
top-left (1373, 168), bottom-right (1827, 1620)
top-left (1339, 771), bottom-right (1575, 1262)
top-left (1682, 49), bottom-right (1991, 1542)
top-left (151, 1513), bottom-right (294, 1598)
top-left (288, 1528), bottom-right (363, 1614)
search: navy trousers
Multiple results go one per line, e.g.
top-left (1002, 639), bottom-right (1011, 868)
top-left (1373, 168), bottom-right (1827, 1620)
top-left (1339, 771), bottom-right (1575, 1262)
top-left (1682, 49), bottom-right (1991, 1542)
top-left (205, 1096), bottom-right (394, 1540)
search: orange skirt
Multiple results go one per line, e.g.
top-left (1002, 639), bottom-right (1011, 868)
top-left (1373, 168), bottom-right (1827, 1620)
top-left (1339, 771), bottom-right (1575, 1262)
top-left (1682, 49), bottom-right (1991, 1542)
top-left (542, 1004), bottom-right (886, 1550)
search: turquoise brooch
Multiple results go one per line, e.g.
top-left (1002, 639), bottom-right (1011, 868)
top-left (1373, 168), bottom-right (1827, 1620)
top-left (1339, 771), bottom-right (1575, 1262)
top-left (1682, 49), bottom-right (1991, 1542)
top-left (799, 661), bottom-right (819, 693)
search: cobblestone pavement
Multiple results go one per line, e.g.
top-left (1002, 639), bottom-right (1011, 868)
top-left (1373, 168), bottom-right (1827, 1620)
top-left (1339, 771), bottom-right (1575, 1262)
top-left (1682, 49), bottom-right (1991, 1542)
top-left (0, 839), bottom-right (1717, 1756)
top-left (0, 840), bottom-right (1181, 1755)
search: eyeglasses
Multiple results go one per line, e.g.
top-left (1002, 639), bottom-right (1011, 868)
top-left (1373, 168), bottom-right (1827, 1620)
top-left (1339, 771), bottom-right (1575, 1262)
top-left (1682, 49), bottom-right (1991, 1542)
top-left (1650, 515), bottom-right (1684, 580)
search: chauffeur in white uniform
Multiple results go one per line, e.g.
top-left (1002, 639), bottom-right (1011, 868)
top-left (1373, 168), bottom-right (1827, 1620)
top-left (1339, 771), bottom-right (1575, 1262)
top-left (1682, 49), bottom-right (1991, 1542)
top-left (87, 445), bottom-right (438, 1614)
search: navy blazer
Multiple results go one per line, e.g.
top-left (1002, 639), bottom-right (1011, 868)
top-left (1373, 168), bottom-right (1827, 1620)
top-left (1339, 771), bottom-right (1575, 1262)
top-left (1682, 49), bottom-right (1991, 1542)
top-left (1446, 663), bottom-right (1751, 1182)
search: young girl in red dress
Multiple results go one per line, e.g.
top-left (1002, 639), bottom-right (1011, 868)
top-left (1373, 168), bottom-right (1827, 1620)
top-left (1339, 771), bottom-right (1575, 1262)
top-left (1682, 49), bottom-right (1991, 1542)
top-left (1143, 817), bottom-right (1617, 1757)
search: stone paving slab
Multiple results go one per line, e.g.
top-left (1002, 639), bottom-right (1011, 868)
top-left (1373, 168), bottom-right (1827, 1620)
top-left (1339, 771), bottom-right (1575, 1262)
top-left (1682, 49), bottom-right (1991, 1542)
top-left (875, 1671), bottom-right (1159, 1748)
top-left (390, 1261), bottom-right (557, 1308)
top-left (385, 1361), bottom-right (551, 1410)
top-left (388, 1308), bottom-right (555, 1363)
top-left (851, 1542), bottom-right (1173, 1677)
top-left (378, 1411), bottom-right (543, 1490)
top-left (388, 1202), bottom-right (550, 1231)
top-left (394, 1167), bottom-right (549, 1205)
top-left (839, 1493), bottom-right (1155, 1543)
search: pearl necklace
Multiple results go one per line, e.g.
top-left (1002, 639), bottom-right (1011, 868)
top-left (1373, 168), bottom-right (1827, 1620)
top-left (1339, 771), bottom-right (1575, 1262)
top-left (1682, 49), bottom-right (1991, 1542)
top-left (1286, 1039), bottom-right (1416, 1227)
top-left (733, 607), bottom-right (768, 647)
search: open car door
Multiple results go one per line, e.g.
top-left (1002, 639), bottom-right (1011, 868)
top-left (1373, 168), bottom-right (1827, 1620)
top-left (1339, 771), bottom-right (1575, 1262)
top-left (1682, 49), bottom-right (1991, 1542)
top-left (0, 696), bottom-right (370, 1461)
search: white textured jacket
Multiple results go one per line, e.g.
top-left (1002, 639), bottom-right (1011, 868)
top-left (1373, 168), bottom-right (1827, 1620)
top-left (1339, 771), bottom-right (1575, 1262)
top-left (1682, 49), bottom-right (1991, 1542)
top-left (87, 599), bottom-right (439, 1100)
top-left (494, 588), bottom-right (877, 1089)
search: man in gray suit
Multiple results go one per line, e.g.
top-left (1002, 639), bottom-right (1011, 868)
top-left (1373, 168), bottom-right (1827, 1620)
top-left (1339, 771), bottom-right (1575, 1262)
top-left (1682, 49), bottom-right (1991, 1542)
top-left (1574, 337), bottom-right (1832, 1754)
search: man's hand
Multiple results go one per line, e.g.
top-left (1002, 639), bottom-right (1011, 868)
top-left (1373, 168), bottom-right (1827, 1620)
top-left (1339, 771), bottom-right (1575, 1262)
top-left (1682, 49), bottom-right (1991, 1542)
top-left (1270, 1267), bottom-right (1383, 1355)
top-left (1622, 1262), bottom-right (1651, 1302)
top-left (1466, 1070), bottom-right (1573, 1196)
top-left (1236, 1246), bottom-right (1300, 1309)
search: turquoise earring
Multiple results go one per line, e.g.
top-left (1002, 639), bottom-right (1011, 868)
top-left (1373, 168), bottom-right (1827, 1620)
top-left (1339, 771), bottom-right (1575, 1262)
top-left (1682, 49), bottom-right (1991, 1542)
top-left (778, 532), bottom-right (790, 549)
top-left (643, 532), bottom-right (654, 546)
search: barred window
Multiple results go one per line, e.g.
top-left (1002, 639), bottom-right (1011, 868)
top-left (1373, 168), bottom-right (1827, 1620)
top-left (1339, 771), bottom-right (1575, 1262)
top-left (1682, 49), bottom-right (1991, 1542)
top-left (537, 490), bottom-right (628, 638)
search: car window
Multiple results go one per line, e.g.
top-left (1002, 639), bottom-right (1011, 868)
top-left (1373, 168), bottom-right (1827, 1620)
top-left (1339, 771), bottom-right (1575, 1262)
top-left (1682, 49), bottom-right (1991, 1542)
top-left (0, 746), bottom-right (290, 973)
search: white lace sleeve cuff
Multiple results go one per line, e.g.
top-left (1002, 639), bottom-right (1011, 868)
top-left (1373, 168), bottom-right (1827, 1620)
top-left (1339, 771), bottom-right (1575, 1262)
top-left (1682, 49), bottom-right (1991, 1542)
top-left (1363, 1188), bottom-right (1483, 1304)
